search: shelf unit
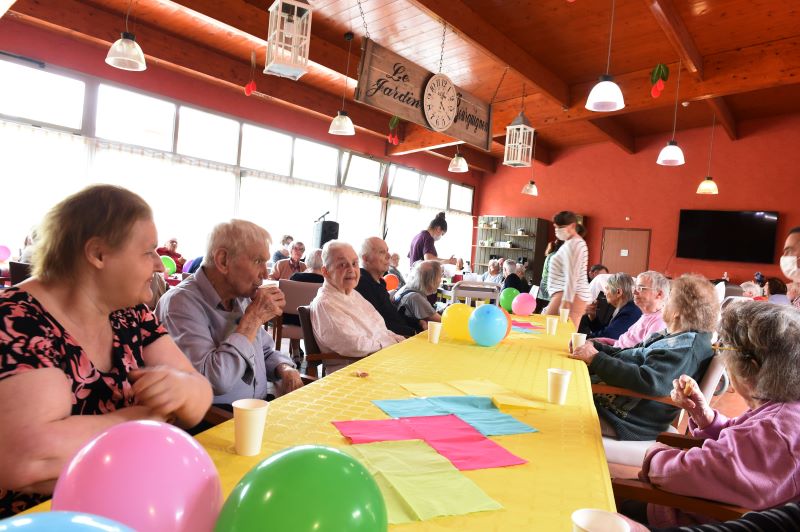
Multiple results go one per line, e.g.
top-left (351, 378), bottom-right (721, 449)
top-left (474, 215), bottom-right (550, 285)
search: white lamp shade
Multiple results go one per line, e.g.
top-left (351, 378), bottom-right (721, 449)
top-left (585, 75), bottom-right (625, 112)
top-left (696, 176), bottom-right (719, 195)
top-left (448, 154), bottom-right (469, 173)
top-left (657, 140), bottom-right (685, 166)
top-left (105, 32), bottom-right (146, 71)
top-left (521, 181), bottom-right (538, 196)
top-left (328, 111), bottom-right (355, 135)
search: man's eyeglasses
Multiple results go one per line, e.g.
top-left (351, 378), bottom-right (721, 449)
top-left (634, 285), bottom-right (656, 293)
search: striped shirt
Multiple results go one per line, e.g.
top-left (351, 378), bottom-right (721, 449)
top-left (652, 502), bottom-right (800, 531)
top-left (545, 236), bottom-right (591, 303)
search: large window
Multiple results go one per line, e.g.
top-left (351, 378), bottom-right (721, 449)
top-left (177, 106), bottom-right (240, 164)
top-left (449, 183), bottom-right (474, 213)
top-left (420, 175), bottom-right (449, 209)
top-left (342, 153), bottom-right (383, 193)
top-left (96, 84), bottom-right (176, 151)
top-left (292, 139), bottom-right (338, 185)
top-left (388, 166), bottom-right (422, 201)
top-left (240, 123), bottom-right (293, 175)
top-left (0, 60), bottom-right (85, 129)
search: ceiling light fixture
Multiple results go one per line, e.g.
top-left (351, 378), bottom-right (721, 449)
top-left (329, 31), bottom-right (355, 136)
top-left (448, 145), bottom-right (469, 173)
top-left (105, 0), bottom-right (147, 71)
top-left (585, 0), bottom-right (624, 112)
top-left (657, 59), bottom-right (685, 165)
top-left (697, 112), bottom-right (719, 195)
top-left (521, 132), bottom-right (539, 196)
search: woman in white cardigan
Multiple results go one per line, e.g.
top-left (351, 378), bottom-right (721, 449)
top-left (544, 211), bottom-right (591, 325)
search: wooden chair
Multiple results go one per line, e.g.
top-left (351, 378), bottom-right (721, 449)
top-left (9, 261), bottom-right (32, 285)
top-left (297, 305), bottom-right (353, 378)
top-left (612, 433), bottom-right (751, 522)
top-left (272, 279), bottom-right (321, 354)
top-left (596, 353), bottom-right (726, 467)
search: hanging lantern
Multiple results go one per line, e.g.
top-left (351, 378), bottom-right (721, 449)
top-left (264, 0), bottom-right (312, 81)
top-left (503, 111), bottom-right (535, 167)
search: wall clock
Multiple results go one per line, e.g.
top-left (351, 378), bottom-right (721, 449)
top-left (423, 73), bottom-right (458, 132)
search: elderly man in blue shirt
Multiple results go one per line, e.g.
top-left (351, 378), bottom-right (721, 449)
top-left (156, 219), bottom-right (301, 406)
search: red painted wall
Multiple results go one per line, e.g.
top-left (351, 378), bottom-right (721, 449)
top-left (0, 18), bottom-right (483, 196)
top-left (479, 114), bottom-right (800, 283)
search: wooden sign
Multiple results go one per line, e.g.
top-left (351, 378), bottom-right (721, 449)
top-left (354, 38), bottom-right (493, 151)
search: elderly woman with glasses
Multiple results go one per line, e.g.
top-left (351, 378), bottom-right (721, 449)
top-left (393, 260), bottom-right (443, 332)
top-left (570, 274), bottom-right (717, 441)
top-left (586, 273), bottom-right (642, 340)
top-left (628, 301), bottom-right (800, 527)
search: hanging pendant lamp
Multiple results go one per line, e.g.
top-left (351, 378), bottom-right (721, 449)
top-left (657, 60), bottom-right (685, 165)
top-left (448, 144), bottom-right (469, 173)
top-left (586, 0), bottom-right (624, 112)
top-left (329, 32), bottom-right (355, 136)
top-left (696, 112), bottom-right (719, 195)
top-left (105, 1), bottom-right (146, 71)
top-left (520, 133), bottom-right (539, 196)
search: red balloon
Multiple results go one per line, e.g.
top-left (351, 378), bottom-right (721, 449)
top-left (384, 273), bottom-right (399, 291)
top-left (501, 307), bottom-right (512, 338)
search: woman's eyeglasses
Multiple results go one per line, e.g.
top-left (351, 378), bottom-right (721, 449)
top-left (634, 285), bottom-right (655, 293)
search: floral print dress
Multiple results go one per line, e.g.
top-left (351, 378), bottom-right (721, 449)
top-left (0, 288), bottom-right (167, 516)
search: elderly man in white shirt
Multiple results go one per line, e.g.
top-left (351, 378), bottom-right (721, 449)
top-left (309, 240), bottom-right (404, 374)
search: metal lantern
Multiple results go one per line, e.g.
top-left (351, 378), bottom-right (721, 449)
top-left (503, 111), bottom-right (535, 167)
top-left (264, 0), bottom-right (312, 81)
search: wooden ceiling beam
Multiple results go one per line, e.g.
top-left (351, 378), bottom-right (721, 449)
top-left (426, 145), bottom-right (496, 174)
top-left (705, 97), bottom-right (738, 140)
top-left (644, 0), bottom-right (703, 78)
top-left (405, 0), bottom-right (570, 107)
top-left (7, 0), bottom-right (390, 136)
top-left (587, 118), bottom-right (636, 154)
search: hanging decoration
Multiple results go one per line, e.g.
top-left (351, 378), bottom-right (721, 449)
top-left (503, 83), bottom-right (535, 167)
top-left (386, 115), bottom-right (400, 145)
top-left (649, 63), bottom-right (669, 98)
top-left (244, 51), bottom-right (257, 96)
top-left (656, 59), bottom-right (684, 166)
top-left (263, 0), bottom-right (312, 81)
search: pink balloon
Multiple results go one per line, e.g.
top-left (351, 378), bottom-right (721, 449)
top-left (53, 420), bottom-right (222, 532)
top-left (511, 293), bottom-right (537, 315)
top-left (0, 245), bottom-right (10, 262)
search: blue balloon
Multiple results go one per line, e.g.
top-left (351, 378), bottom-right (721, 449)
top-left (468, 304), bottom-right (508, 347)
top-left (0, 512), bottom-right (133, 532)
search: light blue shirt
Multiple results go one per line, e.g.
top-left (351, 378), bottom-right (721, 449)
top-left (155, 268), bottom-right (294, 404)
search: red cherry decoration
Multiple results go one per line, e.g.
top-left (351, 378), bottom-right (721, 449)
top-left (656, 78), bottom-right (665, 91)
top-left (650, 85), bottom-right (661, 98)
top-left (244, 80), bottom-right (256, 96)
top-left (392, 134), bottom-right (399, 145)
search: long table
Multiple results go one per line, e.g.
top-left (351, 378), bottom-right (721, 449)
top-left (29, 315), bottom-right (615, 529)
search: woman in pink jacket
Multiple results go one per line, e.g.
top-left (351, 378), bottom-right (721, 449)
top-left (634, 301), bottom-right (800, 527)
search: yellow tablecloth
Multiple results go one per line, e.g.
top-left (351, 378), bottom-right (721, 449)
top-left (29, 315), bottom-right (615, 529)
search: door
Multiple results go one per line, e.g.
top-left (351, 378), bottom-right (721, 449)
top-left (600, 228), bottom-right (651, 275)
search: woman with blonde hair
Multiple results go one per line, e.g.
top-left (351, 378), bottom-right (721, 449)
top-left (0, 185), bottom-right (212, 516)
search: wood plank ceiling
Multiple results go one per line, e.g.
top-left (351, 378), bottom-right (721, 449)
top-left (4, 0), bottom-right (800, 173)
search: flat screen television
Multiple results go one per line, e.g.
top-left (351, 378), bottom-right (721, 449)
top-left (676, 210), bottom-right (779, 264)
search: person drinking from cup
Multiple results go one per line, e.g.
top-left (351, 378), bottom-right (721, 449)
top-left (156, 220), bottom-right (302, 407)
top-left (0, 185), bottom-right (212, 516)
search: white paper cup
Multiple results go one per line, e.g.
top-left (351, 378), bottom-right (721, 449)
top-left (475, 300), bottom-right (486, 308)
top-left (547, 368), bottom-right (572, 405)
top-left (571, 333), bottom-right (587, 351)
top-left (571, 509), bottom-right (630, 532)
top-left (232, 398), bottom-right (269, 456)
top-left (560, 308), bottom-right (571, 323)
top-left (546, 316), bottom-right (559, 335)
top-left (428, 322), bottom-right (442, 344)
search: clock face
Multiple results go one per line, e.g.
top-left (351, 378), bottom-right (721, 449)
top-left (423, 73), bottom-right (458, 132)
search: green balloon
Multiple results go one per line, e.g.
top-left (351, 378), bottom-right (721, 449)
top-left (499, 288), bottom-right (520, 312)
top-left (160, 255), bottom-right (177, 276)
top-left (215, 445), bottom-right (388, 532)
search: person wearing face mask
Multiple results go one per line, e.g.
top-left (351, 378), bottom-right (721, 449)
top-left (780, 226), bottom-right (800, 309)
top-left (544, 211), bottom-right (591, 325)
top-left (309, 241), bottom-right (404, 374)
top-left (408, 212), bottom-right (457, 266)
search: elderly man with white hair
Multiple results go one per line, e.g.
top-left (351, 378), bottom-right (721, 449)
top-left (309, 240), bottom-right (404, 373)
top-left (156, 219), bottom-right (301, 407)
top-left (356, 237), bottom-right (417, 337)
top-left (502, 260), bottom-right (528, 293)
top-left (392, 260), bottom-right (443, 331)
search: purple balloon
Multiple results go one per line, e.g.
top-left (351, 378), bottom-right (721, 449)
top-left (0, 245), bottom-right (10, 262)
top-left (511, 293), bottom-right (537, 315)
top-left (53, 421), bottom-right (222, 532)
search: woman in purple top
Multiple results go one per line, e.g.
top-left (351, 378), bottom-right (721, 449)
top-left (408, 212), bottom-right (457, 266)
top-left (630, 301), bottom-right (800, 528)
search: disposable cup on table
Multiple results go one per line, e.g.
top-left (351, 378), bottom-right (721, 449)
top-left (571, 508), bottom-right (630, 532)
top-left (475, 300), bottom-right (486, 308)
top-left (547, 368), bottom-right (572, 405)
top-left (545, 316), bottom-right (559, 335)
top-left (232, 398), bottom-right (269, 456)
top-left (428, 322), bottom-right (442, 344)
top-left (571, 332), bottom-right (587, 351)
top-left (559, 308), bottom-right (571, 324)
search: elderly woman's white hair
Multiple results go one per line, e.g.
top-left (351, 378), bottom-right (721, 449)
top-left (406, 260), bottom-right (443, 295)
top-left (321, 240), bottom-right (355, 269)
top-left (740, 281), bottom-right (763, 298)
top-left (204, 219), bottom-right (271, 266)
top-left (719, 301), bottom-right (800, 402)
top-left (638, 270), bottom-right (671, 299)
top-left (487, 258), bottom-right (500, 272)
top-left (304, 248), bottom-right (323, 271)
